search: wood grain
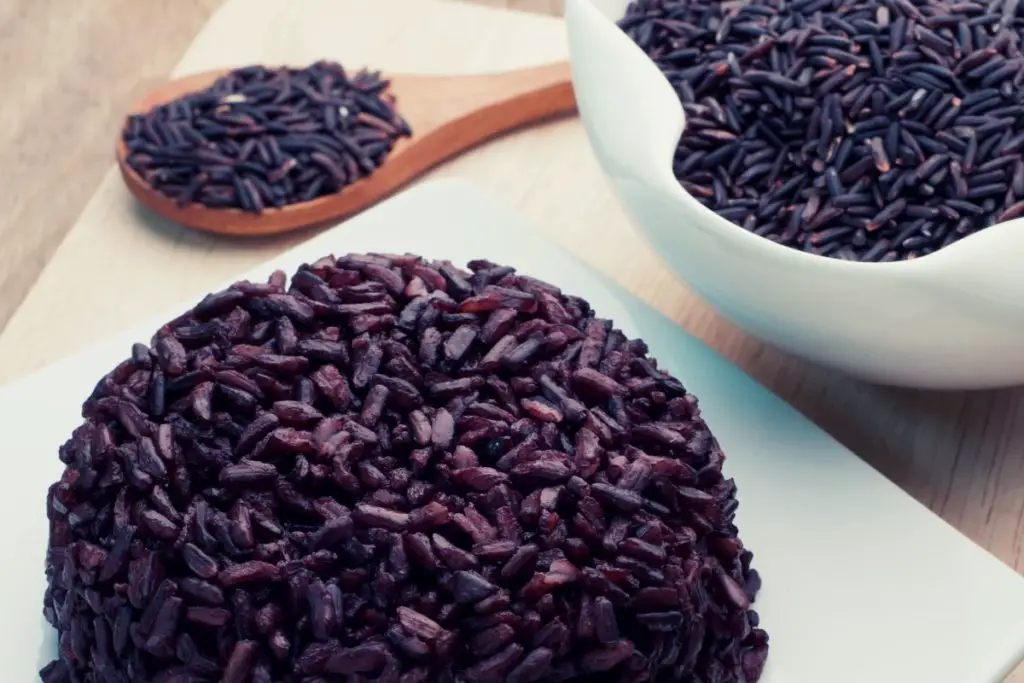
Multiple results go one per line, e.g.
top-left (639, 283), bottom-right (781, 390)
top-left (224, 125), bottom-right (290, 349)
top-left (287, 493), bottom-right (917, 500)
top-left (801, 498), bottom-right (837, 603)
top-left (1, 1), bottom-right (1023, 679)
top-left (0, 0), bottom-right (223, 334)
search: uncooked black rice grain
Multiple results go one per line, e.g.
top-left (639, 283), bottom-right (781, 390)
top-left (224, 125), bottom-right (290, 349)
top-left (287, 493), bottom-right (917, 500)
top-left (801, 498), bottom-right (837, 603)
top-left (123, 61), bottom-right (412, 214)
top-left (621, 0), bottom-right (1024, 261)
top-left (41, 253), bottom-right (767, 683)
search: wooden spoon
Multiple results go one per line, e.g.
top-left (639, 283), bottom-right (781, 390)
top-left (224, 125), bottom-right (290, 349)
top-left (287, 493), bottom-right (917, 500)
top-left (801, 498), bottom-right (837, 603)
top-left (116, 62), bottom-right (575, 237)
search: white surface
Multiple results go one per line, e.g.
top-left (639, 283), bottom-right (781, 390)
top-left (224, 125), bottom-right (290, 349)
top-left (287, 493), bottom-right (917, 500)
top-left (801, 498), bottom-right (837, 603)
top-left (566, 0), bottom-right (1024, 389)
top-left (3, 180), bottom-right (1024, 682)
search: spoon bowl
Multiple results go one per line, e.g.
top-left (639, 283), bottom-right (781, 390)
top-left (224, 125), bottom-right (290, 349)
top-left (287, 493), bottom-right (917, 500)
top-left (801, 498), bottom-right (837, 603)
top-left (566, 0), bottom-right (1024, 389)
top-left (116, 62), bottom-right (574, 236)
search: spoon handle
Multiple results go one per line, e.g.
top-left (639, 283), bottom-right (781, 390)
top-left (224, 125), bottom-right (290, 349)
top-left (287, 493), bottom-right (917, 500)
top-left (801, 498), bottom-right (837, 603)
top-left (389, 62), bottom-right (575, 156)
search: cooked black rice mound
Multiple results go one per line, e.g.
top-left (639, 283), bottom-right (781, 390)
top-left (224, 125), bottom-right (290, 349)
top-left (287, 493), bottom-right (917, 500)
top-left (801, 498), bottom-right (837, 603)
top-left (42, 253), bottom-right (768, 683)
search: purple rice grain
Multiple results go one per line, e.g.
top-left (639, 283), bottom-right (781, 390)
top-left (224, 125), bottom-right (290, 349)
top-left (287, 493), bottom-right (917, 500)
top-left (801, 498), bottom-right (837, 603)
top-left (41, 253), bottom-right (766, 683)
top-left (123, 62), bottom-right (411, 214)
top-left (621, 0), bottom-right (1024, 261)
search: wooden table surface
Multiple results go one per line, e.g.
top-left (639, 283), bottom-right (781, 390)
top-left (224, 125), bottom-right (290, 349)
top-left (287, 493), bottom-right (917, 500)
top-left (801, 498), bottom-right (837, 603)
top-left (1, 0), bottom-right (1022, 678)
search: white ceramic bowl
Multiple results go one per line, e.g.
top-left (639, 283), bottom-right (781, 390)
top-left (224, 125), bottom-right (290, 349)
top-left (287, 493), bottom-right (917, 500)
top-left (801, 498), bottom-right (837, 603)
top-left (565, 0), bottom-right (1024, 390)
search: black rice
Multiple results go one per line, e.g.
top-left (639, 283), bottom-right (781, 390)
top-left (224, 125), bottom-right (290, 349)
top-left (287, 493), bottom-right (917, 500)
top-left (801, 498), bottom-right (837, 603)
top-left (620, 0), bottom-right (1024, 261)
top-left (123, 62), bottom-right (412, 214)
top-left (41, 254), bottom-right (766, 683)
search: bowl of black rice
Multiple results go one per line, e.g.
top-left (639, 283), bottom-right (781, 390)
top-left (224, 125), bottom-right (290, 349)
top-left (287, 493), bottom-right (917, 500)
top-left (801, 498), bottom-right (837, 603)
top-left (566, 0), bottom-right (1024, 389)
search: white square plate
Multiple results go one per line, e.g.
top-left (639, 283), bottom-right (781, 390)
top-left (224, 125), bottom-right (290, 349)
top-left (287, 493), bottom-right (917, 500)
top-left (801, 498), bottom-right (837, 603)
top-left (3, 180), bottom-right (1024, 682)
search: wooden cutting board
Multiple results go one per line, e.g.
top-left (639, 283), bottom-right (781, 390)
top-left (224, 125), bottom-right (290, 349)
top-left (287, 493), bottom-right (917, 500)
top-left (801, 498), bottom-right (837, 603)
top-left (0, 0), bottom-right (678, 383)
